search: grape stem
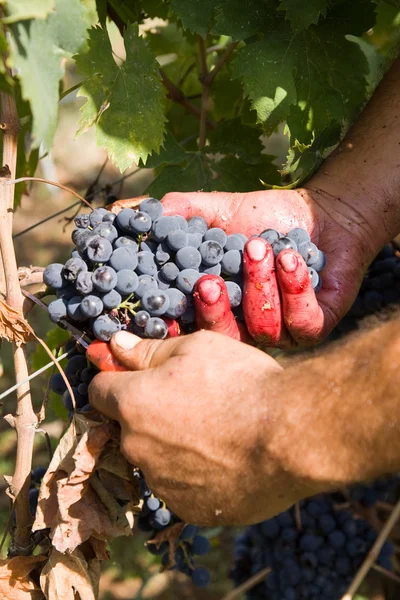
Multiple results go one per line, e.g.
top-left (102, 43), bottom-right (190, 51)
top-left (3, 177), bottom-right (93, 210)
top-left (0, 82), bottom-right (37, 553)
top-left (118, 298), bottom-right (141, 315)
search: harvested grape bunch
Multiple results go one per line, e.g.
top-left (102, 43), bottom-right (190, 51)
top-left (43, 197), bottom-right (327, 345)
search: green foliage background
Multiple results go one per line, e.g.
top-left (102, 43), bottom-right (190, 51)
top-left (1, 0), bottom-right (400, 202)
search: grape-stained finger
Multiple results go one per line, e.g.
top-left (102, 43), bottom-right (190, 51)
top-left (242, 238), bottom-right (285, 346)
top-left (193, 275), bottom-right (241, 340)
top-left (276, 250), bottom-right (325, 343)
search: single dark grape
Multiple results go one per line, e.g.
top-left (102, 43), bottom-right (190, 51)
top-left (109, 247), bottom-right (138, 271)
top-left (80, 294), bottom-right (103, 318)
top-left (129, 211), bottom-right (152, 233)
top-left (43, 263), bottom-right (65, 289)
top-left (92, 266), bottom-right (118, 292)
top-left (141, 290), bottom-right (170, 316)
top-left (115, 269), bottom-right (139, 295)
top-left (86, 236), bottom-right (113, 262)
top-left (92, 314), bottom-right (121, 341)
top-left (139, 197), bottom-right (163, 220)
top-left (135, 310), bottom-right (150, 327)
top-left (144, 317), bottom-right (168, 339)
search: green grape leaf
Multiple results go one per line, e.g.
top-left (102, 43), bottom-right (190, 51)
top-left (169, 0), bottom-right (218, 38)
top-left (211, 155), bottom-right (281, 191)
top-left (75, 24), bottom-right (167, 172)
top-left (141, 132), bottom-right (187, 168)
top-left (282, 121), bottom-right (341, 182)
top-left (210, 68), bottom-right (245, 121)
top-left (207, 118), bottom-right (264, 164)
top-left (383, 0), bottom-right (400, 6)
top-left (10, 0), bottom-right (90, 150)
top-left (278, 0), bottom-right (327, 31)
top-left (148, 150), bottom-right (280, 197)
top-left (2, 0), bottom-right (54, 23)
top-left (213, 0), bottom-right (278, 40)
top-left (148, 153), bottom-right (214, 197)
top-left (231, 31), bottom-right (297, 134)
top-left (233, 8), bottom-right (372, 143)
top-left (286, 33), bottom-right (369, 147)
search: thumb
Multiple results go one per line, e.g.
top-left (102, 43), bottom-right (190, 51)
top-left (109, 330), bottom-right (183, 370)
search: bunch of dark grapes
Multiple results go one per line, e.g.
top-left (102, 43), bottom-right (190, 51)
top-left (332, 244), bottom-right (400, 337)
top-left (232, 494), bottom-right (395, 600)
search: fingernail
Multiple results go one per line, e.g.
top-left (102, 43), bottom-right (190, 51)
top-left (197, 279), bottom-right (221, 304)
top-left (279, 252), bottom-right (298, 273)
top-left (246, 238), bottom-right (267, 262)
top-left (113, 331), bottom-right (141, 350)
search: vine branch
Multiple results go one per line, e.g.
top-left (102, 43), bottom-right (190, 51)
top-left (0, 89), bottom-right (37, 555)
top-left (207, 41), bottom-right (239, 85)
top-left (160, 69), bottom-right (215, 129)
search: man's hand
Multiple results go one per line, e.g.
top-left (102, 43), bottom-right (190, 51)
top-left (89, 319), bottom-right (400, 526)
top-left (162, 187), bottom-right (380, 346)
top-left (88, 330), bottom-right (319, 525)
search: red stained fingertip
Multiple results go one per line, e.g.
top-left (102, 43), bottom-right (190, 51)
top-left (276, 250), bottom-right (325, 341)
top-left (86, 340), bottom-right (128, 372)
top-left (194, 275), bottom-right (241, 340)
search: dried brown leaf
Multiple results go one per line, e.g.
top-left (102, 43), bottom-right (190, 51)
top-left (51, 484), bottom-right (132, 553)
top-left (96, 445), bottom-right (131, 480)
top-left (33, 415), bottom-right (131, 552)
top-left (33, 416), bottom-right (116, 533)
top-left (0, 555), bottom-right (46, 600)
top-left (108, 195), bottom-right (148, 214)
top-left (40, 548), bottom-right (98, 600)
top-left (97, 470), bottom-right (135, 502)
top-left (147, 523), bottom-right (185, 569)
top-left (0, 297), bottom-right (34, 343)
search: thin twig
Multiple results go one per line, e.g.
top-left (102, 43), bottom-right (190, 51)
top-left (341, 497), bottom-right (400, 599)
top-left (221, 567), bottom-right (271, 600)
top-left (4, 177), bottom-right (93, 209)
top-left (371, 563), bottom-right (400, 584)
top-left (36, 429), bottom-right (53, 463)
top-left (208, 41), bottom-right (239, 85)
top-left (13, 200), bottom-right (82, 239)
top-left (160, 68), bottom-right (216, 129)
top-left (198, 37), bottom-right (209, 149)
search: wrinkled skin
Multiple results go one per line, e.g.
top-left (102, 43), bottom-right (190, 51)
top-left (161, 188), bottom-right (379, 347)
